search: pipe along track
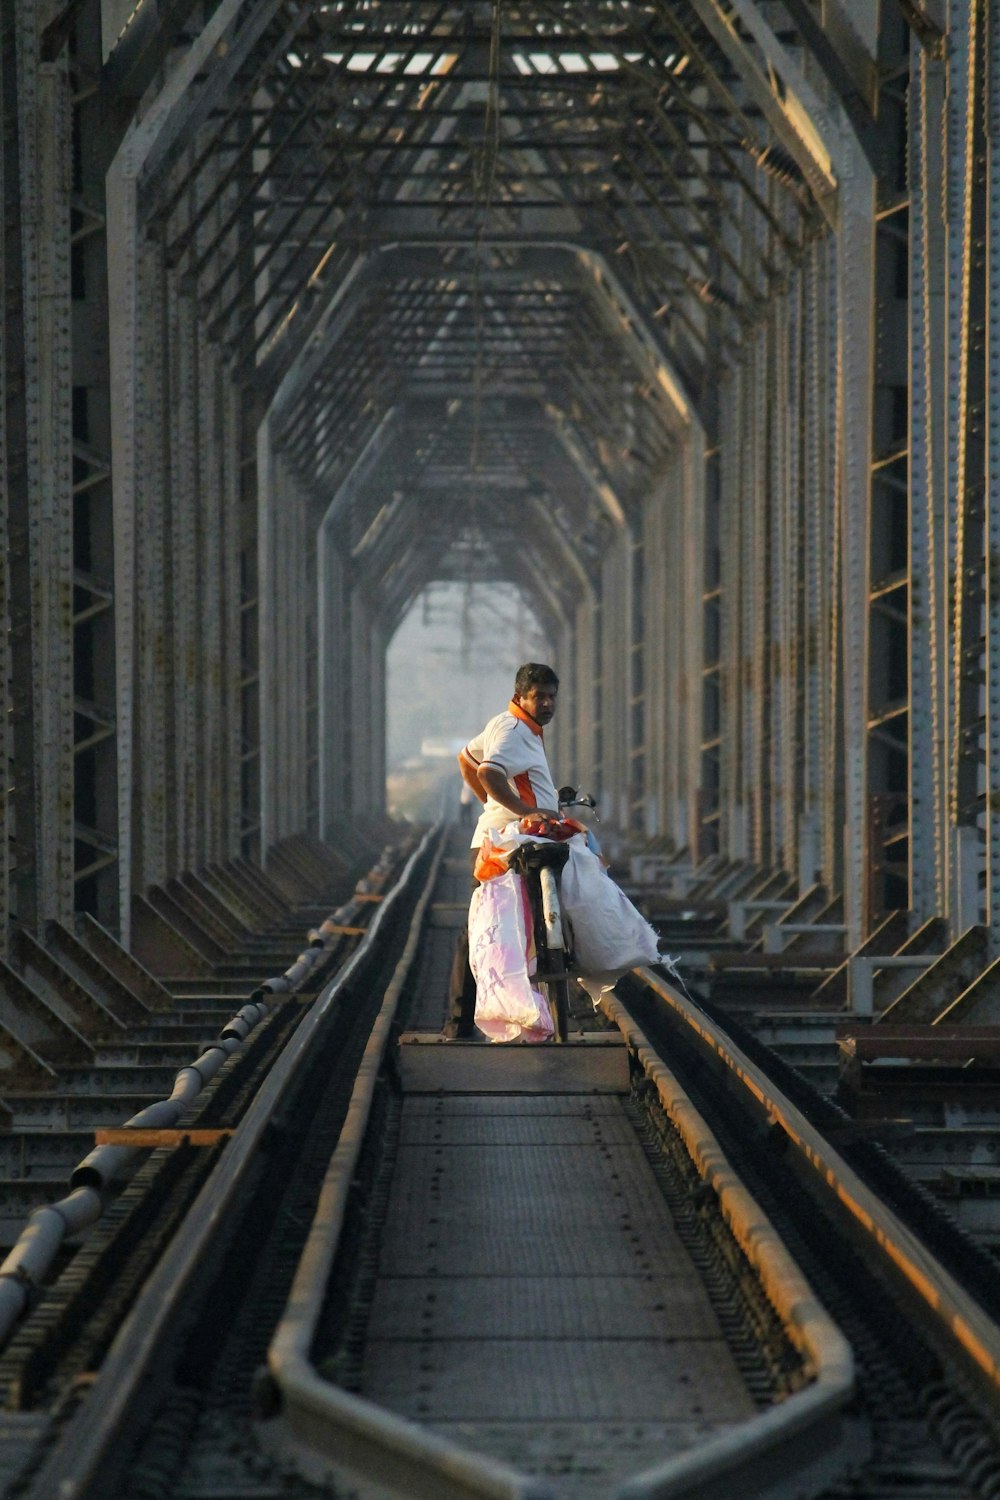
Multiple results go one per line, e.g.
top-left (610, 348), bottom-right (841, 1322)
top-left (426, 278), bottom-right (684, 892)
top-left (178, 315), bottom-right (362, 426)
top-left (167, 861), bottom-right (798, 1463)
top-left (6, 826), bottom-right (1000, 1499)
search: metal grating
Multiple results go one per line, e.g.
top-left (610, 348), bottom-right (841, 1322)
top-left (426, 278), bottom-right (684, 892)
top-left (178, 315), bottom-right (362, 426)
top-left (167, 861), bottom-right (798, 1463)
top-left (361, 1090), bottom-right (755, 1494)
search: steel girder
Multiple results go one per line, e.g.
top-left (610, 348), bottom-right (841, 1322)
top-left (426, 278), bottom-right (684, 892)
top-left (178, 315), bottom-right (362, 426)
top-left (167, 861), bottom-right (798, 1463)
top-left (1, 0), bottom-right (35, 947)
top-left (908, 32), bottom-right (948, 927)
top-left (937, 0), bottom-right (998, 947)
top-left (2, 3), bottom-right (77, 940)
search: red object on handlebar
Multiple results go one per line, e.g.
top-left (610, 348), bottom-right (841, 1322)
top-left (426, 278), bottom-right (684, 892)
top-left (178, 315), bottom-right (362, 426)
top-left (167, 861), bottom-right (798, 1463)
top-left (517, 815), bottom-right (586, 840)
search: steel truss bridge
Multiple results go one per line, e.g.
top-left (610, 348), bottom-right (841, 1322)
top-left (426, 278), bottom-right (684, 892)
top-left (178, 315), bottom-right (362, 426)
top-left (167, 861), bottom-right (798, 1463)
top-left (7, 2), bottom-right (1000, 1495)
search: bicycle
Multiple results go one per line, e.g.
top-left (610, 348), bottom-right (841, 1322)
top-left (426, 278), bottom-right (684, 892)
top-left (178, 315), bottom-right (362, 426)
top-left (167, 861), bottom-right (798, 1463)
top-left (506, 789), bottom-right (599, 1043)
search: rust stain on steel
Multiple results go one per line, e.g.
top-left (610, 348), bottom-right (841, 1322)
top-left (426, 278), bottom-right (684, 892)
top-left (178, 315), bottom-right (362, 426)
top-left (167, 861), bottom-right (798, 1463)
top-left (93, 1128), bottom-right (234, 1147)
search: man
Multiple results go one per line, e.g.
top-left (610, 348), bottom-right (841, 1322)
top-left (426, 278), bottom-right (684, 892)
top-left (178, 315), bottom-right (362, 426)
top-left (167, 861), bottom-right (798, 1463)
top-left (445, 663), bottom-right (560, 1036)
top-left (459, 663), bottom-right (561, 845)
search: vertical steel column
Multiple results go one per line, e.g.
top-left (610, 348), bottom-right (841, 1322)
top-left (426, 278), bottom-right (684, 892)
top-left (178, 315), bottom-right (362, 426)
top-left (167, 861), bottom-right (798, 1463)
top-left (986, 1), bottom-right (1000, 951)
top-left (642, 483), bottom-right (663, 842)
top-left (0, 194), bottom-right (7, 957)
top-left (572, 592), bottom-right (597, 797)
top-left (802, 240), bottom-right (831, 888)
top-left (278, 465), bottom-right (310, 836)
top-left (769, 294), bottom-right (790, 870)
top-left (747, 328), bottom-right (768, 864)
top-left (837, 144), bottom-right (877, 947)
top-left (21, 9), bottom-right (76, 927)
top-left (305, 521), bottom-right (319, 832)
top-left (718, 362), bottom-right (744, 859)
top-left (605, 535), bottom-right (631, 832)
top-left (862, 9), bottom-right (913, 923)
top-left (824, 235), bottom-right (844, 890)
top-left (945, 0), bottom-right (989, 938)
top-left (198, 339), bottom-right (225, 866)
top-left (350, 587), bottom-right (372, 817)
top-left (222, 376), bottom-right (244, 855)
top-left (69, 0), bottom-right (118, 925)
top-left (783, 269), bottom-right (804, 876)
top-left (199, 334), bottom-right (232, 864)
top-left (318, 515), bottom-right (347, 837)
top-left (700, 436), bottom-right (722, 861)
top-left (591, 578), bottom-right (604, 804)
top-left (134, 237), bottom-right (168, 889)
top-left (2, 2), bottom-right (36, 945)
top-left (371, 615), bottom-right (388, 818)
top-left (167, 277), bottom-right (199, 873)
top-left (628, 524), bottom-right (646, 837)
top-left (107, 135), bottom-right (144, 940)
top-left (650, 469), bottom-right (675, 843)
top-left (560, 615), bottom-right (577, 783)
top-left (672, 457), bottom-right (689, 847)
top-left (683, 427), bottom-right (707, 856)
top-left (645, 451), bottom-right (693, 849)
top-left (238, 382), bottom-right (261, 861)
top-left (909, 33), bottom-right (949, 923)
top-left (257, 415), bottom-right (279, 850)
top-left (273, 452), bottom-right (291, 840)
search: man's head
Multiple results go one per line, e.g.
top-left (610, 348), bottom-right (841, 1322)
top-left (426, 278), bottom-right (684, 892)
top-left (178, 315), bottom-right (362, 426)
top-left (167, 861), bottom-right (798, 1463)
top-left (513, 662), bottom-right (559, 726)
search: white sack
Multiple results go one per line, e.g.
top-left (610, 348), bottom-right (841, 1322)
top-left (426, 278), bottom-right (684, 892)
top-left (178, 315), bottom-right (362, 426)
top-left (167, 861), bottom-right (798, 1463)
top-left (560, 839), bottom-right (660, 995)
top-left (469, 871), bottom-right (553, 1043)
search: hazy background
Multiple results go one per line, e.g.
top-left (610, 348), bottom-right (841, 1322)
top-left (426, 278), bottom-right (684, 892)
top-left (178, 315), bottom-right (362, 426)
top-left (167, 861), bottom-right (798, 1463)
top-left (385, 582), bottom-right (550, 819)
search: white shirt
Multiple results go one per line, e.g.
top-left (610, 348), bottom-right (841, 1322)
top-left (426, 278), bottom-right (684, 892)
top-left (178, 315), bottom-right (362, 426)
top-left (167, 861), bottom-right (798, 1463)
top-left (464, 703), bottom-right (558, 848)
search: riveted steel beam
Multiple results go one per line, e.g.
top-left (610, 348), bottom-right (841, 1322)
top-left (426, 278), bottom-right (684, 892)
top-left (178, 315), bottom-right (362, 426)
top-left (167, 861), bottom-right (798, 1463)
top-left (681, 0), bottom-right (839, 225)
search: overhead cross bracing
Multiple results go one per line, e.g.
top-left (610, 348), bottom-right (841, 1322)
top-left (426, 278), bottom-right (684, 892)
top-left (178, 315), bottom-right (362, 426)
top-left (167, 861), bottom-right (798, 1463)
top-left (149, 0), bottom-right (821, 380)
top-left (143, 0), bottom-right (824, 570)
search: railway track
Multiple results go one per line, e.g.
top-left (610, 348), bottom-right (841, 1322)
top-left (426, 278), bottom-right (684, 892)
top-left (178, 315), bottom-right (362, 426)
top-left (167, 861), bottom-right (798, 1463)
top-left (1, 827), bottom-right (999, 1498)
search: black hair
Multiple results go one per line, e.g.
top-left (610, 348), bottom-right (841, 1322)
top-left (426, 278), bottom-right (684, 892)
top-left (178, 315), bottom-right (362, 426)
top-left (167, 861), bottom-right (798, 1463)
top-left (514, 662), bottom-right (559, 694)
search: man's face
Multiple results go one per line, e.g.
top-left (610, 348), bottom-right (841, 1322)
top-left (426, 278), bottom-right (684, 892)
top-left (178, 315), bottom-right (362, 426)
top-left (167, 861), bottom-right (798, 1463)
top-left (515, 681), bottom-right (558, 726)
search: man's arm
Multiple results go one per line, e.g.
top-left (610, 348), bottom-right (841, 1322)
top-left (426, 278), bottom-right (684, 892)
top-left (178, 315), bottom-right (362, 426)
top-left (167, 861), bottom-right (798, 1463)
top-left (457, 747), bottom-right (488, 803)
top-left (478, 765), bottom-right (558, 821)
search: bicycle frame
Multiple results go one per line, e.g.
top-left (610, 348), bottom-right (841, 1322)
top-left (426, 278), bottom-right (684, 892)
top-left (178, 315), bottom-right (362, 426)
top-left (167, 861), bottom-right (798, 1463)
top-left (507, 840), bottom-right (572, 1042)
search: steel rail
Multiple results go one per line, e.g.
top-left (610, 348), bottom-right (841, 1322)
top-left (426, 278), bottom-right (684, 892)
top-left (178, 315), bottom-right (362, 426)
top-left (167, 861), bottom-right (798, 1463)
top-left (22, 824), bottom-right (441, 1500)
top-left (631, 966), bottom-right (1000, 1414)
top-left (0, 881), bottom-right (378, 1350)
top-left (260, 828), bottom-right (555, 1500)
top-left (261, 966), bottom-right (853, 1499)
top-left (600, 992), bottom-right (854, 1500)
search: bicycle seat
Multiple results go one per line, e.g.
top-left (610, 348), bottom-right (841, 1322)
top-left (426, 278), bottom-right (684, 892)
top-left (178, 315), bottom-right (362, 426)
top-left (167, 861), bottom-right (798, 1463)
top-left (507, 841), bottom-right (570, 875)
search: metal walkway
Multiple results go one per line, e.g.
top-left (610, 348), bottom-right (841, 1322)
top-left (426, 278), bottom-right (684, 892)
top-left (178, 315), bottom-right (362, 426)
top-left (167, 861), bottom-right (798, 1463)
top-left (311, 831), bottom-right (776, 1496)
top-left (361, 1083), bottom-right (754, 1497)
